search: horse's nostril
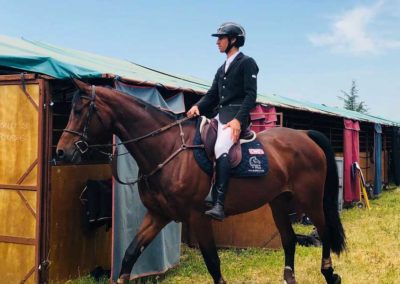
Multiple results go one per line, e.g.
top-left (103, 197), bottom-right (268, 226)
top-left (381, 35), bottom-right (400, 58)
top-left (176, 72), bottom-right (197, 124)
top-left (56, 149), bottom-right (65, 159)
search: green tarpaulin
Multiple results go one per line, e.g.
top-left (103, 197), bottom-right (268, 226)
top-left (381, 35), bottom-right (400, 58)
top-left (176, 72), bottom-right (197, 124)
top-left (0, 35), bottom-right (209, 91)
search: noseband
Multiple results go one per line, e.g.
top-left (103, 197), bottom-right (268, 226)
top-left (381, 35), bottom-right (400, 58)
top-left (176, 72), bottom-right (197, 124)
top-left (63, 85), bottom-right (98, 154)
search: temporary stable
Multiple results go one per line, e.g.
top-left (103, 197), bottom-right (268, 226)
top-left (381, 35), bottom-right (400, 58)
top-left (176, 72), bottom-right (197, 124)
top-left (0, 35), bottom-right (209, 284)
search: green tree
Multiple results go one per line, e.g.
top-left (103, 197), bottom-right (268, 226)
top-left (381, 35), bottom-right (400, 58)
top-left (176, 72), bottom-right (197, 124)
top-left (338, 80), bottom-right (368, 113)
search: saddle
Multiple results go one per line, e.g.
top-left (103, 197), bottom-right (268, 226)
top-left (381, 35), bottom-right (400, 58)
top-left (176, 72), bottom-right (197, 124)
top-left (199, 116), bottom-right (257, 168)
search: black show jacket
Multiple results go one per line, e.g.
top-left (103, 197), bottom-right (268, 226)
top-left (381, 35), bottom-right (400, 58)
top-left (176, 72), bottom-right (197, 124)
top-left (196, 52), bottom-right (259, 130)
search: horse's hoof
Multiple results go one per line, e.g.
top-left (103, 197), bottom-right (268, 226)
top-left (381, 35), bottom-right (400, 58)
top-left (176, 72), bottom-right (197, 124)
top-left (218, 277), bottom-right (227, 284)
top-left (117, 274), bottom-right (130, 284)
top-left (283, 268), bottom-right (297, 284)
top-left (332, 274), bottom-right (341, 284)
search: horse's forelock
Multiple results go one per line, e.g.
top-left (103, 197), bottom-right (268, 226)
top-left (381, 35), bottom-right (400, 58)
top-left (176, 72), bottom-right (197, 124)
top-left (72, 89), bottom-right (83, 104)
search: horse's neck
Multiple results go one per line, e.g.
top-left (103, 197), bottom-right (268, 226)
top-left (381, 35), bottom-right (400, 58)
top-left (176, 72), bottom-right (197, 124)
top-left (109, 95), bottom-right (180, 171)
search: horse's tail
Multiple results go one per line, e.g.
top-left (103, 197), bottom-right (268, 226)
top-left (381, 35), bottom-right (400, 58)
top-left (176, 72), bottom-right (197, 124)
top-left (307, 130), bottom-right (346, 255)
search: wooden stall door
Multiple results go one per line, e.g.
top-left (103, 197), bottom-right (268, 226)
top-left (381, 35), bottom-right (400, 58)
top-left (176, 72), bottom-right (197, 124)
top-left (49, 165), bottom-right (112, 282)
top-left (0, 83), bottom-right (42, 284)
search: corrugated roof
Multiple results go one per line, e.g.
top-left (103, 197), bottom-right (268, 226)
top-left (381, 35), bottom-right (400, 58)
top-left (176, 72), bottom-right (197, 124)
top-left (0, 35), bottom-right (398, 126)
top-left (258, 93), bottom-right (400, 126)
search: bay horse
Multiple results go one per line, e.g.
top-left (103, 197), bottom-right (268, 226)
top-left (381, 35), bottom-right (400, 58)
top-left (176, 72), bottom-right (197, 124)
top-left (56, 79), bottom-right (345, 284)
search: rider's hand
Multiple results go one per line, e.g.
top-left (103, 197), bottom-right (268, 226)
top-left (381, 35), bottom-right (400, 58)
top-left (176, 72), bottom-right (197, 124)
top-left (223, 118), bottom-right (241, 143)
top-left (187, 105), bottom-right (200, 118)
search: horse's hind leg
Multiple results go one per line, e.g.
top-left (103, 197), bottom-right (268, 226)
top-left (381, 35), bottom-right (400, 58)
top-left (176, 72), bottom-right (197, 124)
top-left (270, 194), bottom-right (298, 284)
top-left (305, 210), bottom-right (341, 284)
top-left (190, 210), bottom-right (226, 284)
top-left (118, 211), bottom-right (170, 283)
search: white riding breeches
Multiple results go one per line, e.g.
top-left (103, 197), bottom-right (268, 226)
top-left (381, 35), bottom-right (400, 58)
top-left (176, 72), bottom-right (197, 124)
top-left (214, 115), bottom-right (234, 159)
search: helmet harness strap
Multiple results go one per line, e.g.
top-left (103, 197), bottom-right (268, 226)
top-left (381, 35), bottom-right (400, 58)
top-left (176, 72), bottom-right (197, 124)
top-left (225, 36), bottom-right (235, 54)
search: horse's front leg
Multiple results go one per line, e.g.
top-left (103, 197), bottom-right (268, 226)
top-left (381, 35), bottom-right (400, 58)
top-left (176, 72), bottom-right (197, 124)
top-left (117, 211), bottom-right (170, 283)
top-left (190, 210), bottom-right (226, 284)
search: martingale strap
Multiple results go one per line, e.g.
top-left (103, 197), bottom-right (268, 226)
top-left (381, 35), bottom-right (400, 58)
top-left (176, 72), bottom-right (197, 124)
top-left (112, 120), bottom-right (204, 186)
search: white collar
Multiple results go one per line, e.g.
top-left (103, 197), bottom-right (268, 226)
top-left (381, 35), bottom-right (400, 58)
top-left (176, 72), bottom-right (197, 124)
top-left (226, 51), bottom-right (240, 65)
top-left (225, 51), bottom-right (240, 72)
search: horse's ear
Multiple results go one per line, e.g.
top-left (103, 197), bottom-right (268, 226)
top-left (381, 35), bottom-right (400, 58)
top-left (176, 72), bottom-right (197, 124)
top-left (72, 78), bottom-right (90, 93)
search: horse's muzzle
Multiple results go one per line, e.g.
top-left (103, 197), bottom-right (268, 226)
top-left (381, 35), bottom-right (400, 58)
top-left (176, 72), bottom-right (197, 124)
top-left (56, 147), bottom-right (81, 163)
top-left (56, 148), bottom-right (65, 160)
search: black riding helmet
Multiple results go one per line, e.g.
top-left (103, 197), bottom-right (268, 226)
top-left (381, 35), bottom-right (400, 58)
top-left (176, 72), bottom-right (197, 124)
top-left (212, 22), bottom-right (246, 50)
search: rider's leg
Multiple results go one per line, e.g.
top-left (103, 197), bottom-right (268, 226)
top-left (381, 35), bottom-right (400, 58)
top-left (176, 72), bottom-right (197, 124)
top-left (205, 116), bottom-right (233, 221)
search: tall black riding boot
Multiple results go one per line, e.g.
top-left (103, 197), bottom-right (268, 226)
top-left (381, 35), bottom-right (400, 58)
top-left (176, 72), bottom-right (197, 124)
top-left (205, 153), bottom-right (231, 221)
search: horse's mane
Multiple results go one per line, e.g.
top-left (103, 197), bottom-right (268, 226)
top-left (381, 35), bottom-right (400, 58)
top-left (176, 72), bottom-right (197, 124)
top-left (73, 85), bottom-right (180, 121)
top-left (105, 86), bottom-right (179, 120)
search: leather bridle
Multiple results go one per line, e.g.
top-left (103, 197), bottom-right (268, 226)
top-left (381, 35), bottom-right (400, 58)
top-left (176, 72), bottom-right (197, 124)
top-left (63, 86), bottom-right (98, 155)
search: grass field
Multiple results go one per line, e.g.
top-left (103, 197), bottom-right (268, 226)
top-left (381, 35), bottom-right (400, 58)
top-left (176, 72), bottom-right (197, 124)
top-left (70, 187), bottom-right (400, 284)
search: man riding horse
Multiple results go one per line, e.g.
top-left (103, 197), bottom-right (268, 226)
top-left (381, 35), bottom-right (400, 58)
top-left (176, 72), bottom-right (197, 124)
top-left (187, 22), bottom-right (259, 221)
top-left (57, 22), bottom-right (345, 284)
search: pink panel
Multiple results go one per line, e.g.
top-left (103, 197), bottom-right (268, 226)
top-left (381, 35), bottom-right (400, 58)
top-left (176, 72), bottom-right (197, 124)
top-left (343, 119), bottom-right (360, 202)
top-left (250, 104), bottom-right (277, 133)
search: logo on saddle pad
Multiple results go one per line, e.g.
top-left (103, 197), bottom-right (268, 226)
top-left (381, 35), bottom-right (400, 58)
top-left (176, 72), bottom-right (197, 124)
top-left (249, 156), bottom-right (263, 172)
top-left (249, 148), bottom-right (264, 155)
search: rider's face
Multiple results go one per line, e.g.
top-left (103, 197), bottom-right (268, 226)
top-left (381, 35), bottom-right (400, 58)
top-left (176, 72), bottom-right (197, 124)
top-left (216, 36), bottom-right (229, 53)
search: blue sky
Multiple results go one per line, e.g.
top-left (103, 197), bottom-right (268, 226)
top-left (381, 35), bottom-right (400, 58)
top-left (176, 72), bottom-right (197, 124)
top-left (1, 0), bottom-right (399, 120)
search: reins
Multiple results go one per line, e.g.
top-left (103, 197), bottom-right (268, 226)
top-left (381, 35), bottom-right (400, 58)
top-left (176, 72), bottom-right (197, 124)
top-left (90, 115), bottom-right (193, 149)
top-left (63, 85), bottom-right (204, 186)
top-left (113, 117), bottom-right (204, 186)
